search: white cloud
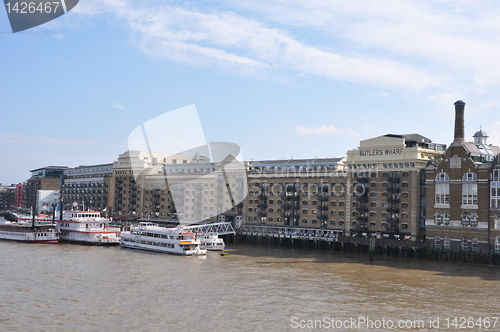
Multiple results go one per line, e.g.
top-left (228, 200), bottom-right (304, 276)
top-left (112, 103), bottom-right (131, 112)
top-left (217, 0), bottom-right (500, 94)
top-left (296, 125), bottom-right (344, 136)
top-left (0, 134), bottom-right (123, 148)
top-left (73, 0), bottom-right (442, 90)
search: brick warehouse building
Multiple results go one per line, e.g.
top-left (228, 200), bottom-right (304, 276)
top-left (425, 100), bottom-right (500, 255)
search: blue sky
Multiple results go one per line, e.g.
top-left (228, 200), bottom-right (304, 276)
top-left (2, 0), bottom-right (500, 185)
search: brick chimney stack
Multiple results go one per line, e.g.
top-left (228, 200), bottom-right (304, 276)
top-left (451, 100), bottom-right (465, 146)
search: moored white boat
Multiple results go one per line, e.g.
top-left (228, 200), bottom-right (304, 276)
top-left (121, 222), bottom-right (207, 255)
top-left (199, 232), bottom-right (225, 251)
top-left (0, 220), bottom-right (59, 243)
top-left (56, 211), bottom-right (121, 245)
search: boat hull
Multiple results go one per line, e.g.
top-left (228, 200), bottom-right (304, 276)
top-left (121, 241), bottom-right (206, 255)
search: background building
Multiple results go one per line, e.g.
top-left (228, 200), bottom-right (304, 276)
top-left (243, 158), bottom-right (347, 235)
top-left (0, 184), bottom-right (16, 211)
top-left (24, 166), bottom-right (68, 210)
top-left (60, 164), bottom-right (112, 212)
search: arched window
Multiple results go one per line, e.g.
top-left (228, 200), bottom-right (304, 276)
top-left (443, 235), bottom-right (450, 249)
top-left (443, 211), bottom-right (450, 225)
top-left (435, 172), bottom-right (450, 205)
top-left (495, 235), bottom-right (500, 254)
top-left (461, 212), bottom-right (470, 226)
top-left (471, 237), bottom-right (479, 252)
top-left (436, 172), bottom-right (449, 182)
top-left (434, 235), bottom-right (441, 249)
top-left (461, 236), bottom-right (468, 250)
top-left (462, 172), bottom-right (477, 182)
top-left (435, 211), bottom-right (443, 225)
top-left (470, 213), bottom-right (478, 227)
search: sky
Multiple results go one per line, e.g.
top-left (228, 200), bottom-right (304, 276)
top-left (2, 0), bottom-right (500, 185)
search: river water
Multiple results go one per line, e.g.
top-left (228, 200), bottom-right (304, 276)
top-left (1, 229), bottom-right (500, 331)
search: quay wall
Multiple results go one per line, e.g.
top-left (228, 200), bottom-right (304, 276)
top-left (229, 231), bottom-right (500, 264)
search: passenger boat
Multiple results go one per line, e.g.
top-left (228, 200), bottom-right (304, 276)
top-left (199, 232), bottom-right (225, 251)
top-left (0, 220), bottom-right (59, 243)
top-left (121, 222), bottom-right (207, 255)
top-left (56, 211), bottom-right (121, 245)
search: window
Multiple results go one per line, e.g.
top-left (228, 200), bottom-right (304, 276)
top-left (434, 235), bottom-right (441, 249)
top-left (370, 192), bottom-right (377, 197)
top-left (491, 170), bottom-right (500, 208)
top-left (461, 236), bottom-right (468, 251)
top-left (463, 172), bottom-right (477, 182)
top-left (443, 212), bottom-right (450, 225)
top-left (495, 235), bottom-right (500, 254)
top-left (330, 220), bottom-right (336, 225)
top-left (470, 212), bottom-right (478, 227)
top-left (462, 184), bottom-right (478, 205)
top-left (443, 235), bottom-right (450, 249)
top-left (471, 237), bottom-right (479, 252)
top-left (435, 211), bottom-right (442, 225)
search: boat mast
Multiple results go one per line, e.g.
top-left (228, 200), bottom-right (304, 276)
top-left (31, 205), bottom-right (35, 230)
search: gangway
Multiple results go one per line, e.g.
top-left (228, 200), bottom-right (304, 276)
top-left (182, 222), bottom-right (235, 236)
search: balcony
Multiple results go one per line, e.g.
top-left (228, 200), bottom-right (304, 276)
top-left (387, 207), bottom-right (399, 213)
top-left (388, 197), bottom-right (400, 204)
top-left (357, 216), bottom-right (368, 223)
top-left (356, 195), bottom-right (368, 203)
top-left (387, 217), bottom-right (399, 224)
top-left (387, 187), bottom-right (400, 193)
top-left (356, 206), bottom-right (368, 213)
top-left (388, 176), bottom-right (400, 183)
top-left (319, 205), bottom-right (328, 211)
top-left (357, 177), bottom-right (369, 183)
